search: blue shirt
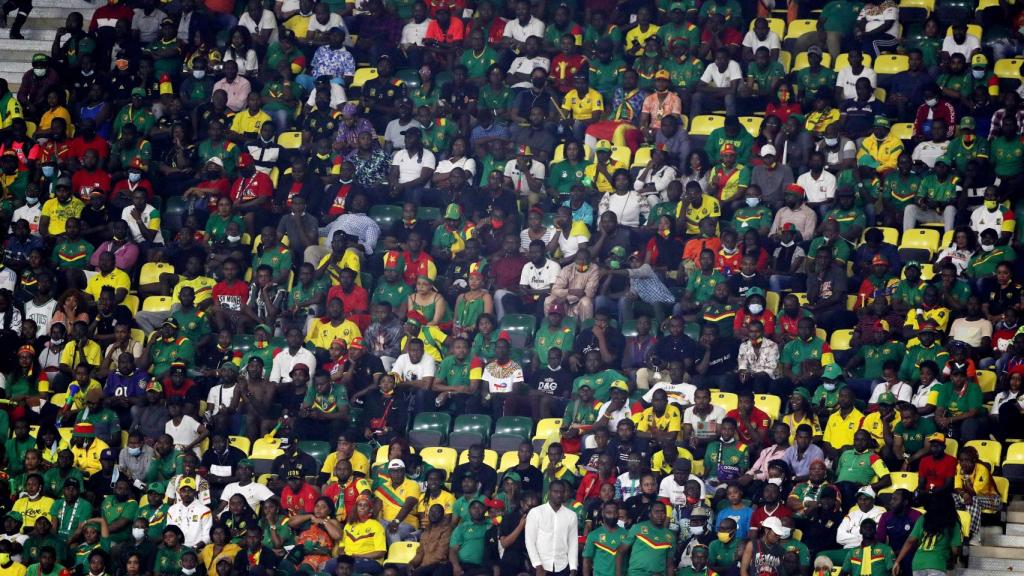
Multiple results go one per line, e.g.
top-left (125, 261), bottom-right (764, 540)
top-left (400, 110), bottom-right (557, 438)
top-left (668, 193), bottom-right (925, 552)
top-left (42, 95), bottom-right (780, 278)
top-left (715, 505), bottom-right (753, 537)
top-left (310, 46), bottom-right (355, 79)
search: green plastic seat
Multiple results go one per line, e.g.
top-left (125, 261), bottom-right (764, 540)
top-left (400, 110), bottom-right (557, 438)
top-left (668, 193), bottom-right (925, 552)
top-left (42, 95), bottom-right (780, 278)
top-left (395, 68), bottom-right (421, 89)
top-left (491, 416), bottom-right (532, 452)
top-left (621, 319), bottom-right (659, 338)
top-left (450, 414), bottom-right (492, 450)
top-left (500, 314), bottom-right (537, 348)
top-left (164, 196), bottom-right (188, 229)
top-left (298, 441), bottom-right (331, 466)
top-left (369, 204), bottom-right (403, 231)
top-left (418, 206), bottom-right (441, 223)
top-left (409, 412), bottom-right (452, 448)
top-left (231, 334), bottom-right (255, 357)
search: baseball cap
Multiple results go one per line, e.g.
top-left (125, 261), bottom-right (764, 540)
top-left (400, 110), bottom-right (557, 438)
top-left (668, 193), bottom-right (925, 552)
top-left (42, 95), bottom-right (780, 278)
top-left (856, 486), bottom-right (876, 499)
top-left (387, 459), bottom-right (406, 470)
top-left (927, 432), bottom-right (947, 444)
top-left (972, 53), bottom-right (989, 69)
top-left (960, 116), bottom-right (977, 130)
top-left (547, 301), bottom-right (566, 315)
top-left (760, 144), bottom-right (777, 157)
top-left (807, 45), bottom-right (822, 56)
top-left (762, 517), bottom-right (786, 536)
top-left (877, 392), bottom-right (896, 405)
top-left (178, 477), bottom-right (197, 490)
top-left (610, 380), bottom-right (629, 392)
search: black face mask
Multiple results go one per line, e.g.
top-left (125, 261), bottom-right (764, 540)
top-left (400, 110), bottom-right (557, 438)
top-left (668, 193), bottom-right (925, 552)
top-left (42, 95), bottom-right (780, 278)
top-left (531, 78), bottom-right (546, 89)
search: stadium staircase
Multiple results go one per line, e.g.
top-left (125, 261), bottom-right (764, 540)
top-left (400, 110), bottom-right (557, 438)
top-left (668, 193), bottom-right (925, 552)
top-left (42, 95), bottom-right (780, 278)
top-left (962, 499), bottom-right (1024, 574)
top-left (0, 0), bottom-right (96, 91)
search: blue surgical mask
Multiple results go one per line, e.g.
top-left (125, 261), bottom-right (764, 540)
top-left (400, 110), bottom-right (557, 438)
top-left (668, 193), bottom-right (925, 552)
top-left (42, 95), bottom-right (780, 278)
top-left (745, 197), bottom-right (760, 208)
top-left (128, 446), bottom-right (142, 456)
top-left (42, 166), bottom-right (55, 178)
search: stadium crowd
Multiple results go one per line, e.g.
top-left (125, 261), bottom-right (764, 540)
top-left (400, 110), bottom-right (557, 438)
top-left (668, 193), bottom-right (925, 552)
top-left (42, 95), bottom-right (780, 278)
top-left (0, 0), bottom-right (1021, 574)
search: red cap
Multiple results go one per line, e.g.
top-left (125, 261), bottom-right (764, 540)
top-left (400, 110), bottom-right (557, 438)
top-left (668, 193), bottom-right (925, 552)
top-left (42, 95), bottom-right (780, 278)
top-left (785, 184), bottom-right (805, 196)
top-left (238, 153), bottom-right (254, 168)
top-left (497, 330), bottom-right (512, 343)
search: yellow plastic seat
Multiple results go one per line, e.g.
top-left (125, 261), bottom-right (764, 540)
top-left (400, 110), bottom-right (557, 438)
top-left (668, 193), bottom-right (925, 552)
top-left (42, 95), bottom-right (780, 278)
top-left (142, 296), bottom-right (174, 313)
top-left (890, 122), bottom-right (915, 141)
top-left (880, 472), bottom-right (918, 494)
top-left (792, 51), bottom-right (832, 71)
top-left (540, 453), bottom-right (580, 475)
top-left (123, 294), bottom-right (139, 315)
top-left (766, 291), bottom-right (781, 314)
top-left (420, 446), bottom-right (459, 476)
top-left (899, 228), bottom-right (941, 256)
top-left (711, 391), bottom-right (738, 412)
top-left (739, 116), bottom-right (763, 136)
top-left (779, 51), bottom-right (792, 73)
top-left (995, 58), bottom-right (1024, 80)
top-left (945, 438), bottom-right (958, 458)
top-left (873, 54), bottom-right (910, 74)
top-left (1005, 442), bottom-right (1024, 467)
top-left (277, 131), bottom-right (303, 149)
top-left (688, 115), bottom-right (726, 137)
top-left (374, 445), bottom-right (417, 465)
top-left (131, 328), bottom-right (147, 345)
top-left (791, 292), bottom-right (810, 305)
top-left (351, 67), bottom-right (379, 89)
top-left (830, 329), bottom-right (854, 351)
top-left (52, 393), bottom-right (68, 408)
top-left (228, 435), bottom-right (252, 455)
top-left (860, 226), bottom-right (900, 246)
top-left (632, 146), bottom-right (653, 168)
top-left (994, 475), bottom-right (1010, 505)
top-left (533, 418), bottom-right (563, 443)
top-left (140, 262), bottom-right (177, 286)
top-left (252, 437), bottom-right (285, 460)
top-left (977, 369), bottom-right (997, 394)
top-left (384, 542), bottom-right (419, 565)
top-left (965, 440), bottom-right (1002, 471)
top-left (595, 140), bottom-right (632, 166)
top-left (900, 0), bottom-right (935, 13)
top-left (834, 52), bottom-right (873, 71)
top-left (946, 24), bottom-right (983, 39)
top-left (958, 509), bottom-right (971, 538)
top-left (257, 473), bottom-right (276, 485)
top-left (457, 448), bottom-right (499, 469)
top-left (755, 394), bottom-right (782, 420)
top-left (499, 451), bottom-right (540, 472)
top-left (977, 0), bottom-right (1001, 11)
top-left (784, 19), bottom-right (818, 40)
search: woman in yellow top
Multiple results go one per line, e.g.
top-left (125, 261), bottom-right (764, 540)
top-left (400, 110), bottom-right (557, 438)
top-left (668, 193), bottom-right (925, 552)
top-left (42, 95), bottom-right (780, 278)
top-left (954, 445), bottom-right (1001, 544)
top-left (781, 387), bottom-right (823, 443)
top-left (198, 525), bottom-right (241, 574)
top-left (341, 496), bottom-right (387, 573)
top-left (37, 91), bottom-right (73, 139)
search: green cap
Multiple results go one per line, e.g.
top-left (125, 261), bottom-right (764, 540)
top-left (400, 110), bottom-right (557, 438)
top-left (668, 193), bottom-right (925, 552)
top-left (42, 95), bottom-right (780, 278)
top-left (877, 392), bottom-right (897, 405)
top-left (503, 471), bottom-right (522, 483)
top-left (254, 324), bottom-right (272, 334)
top-left (444, 203), bottom-right (462, 220)
top-left (147, 481), bottom-right (167, 494)
top-left (792, 387), bottom-right (811, 402)
top-left (904, 260), bottom-right (921, 269)
top-left (131, 87), bottom-right (146, 98)
top-left (746, 287), bottom-right (766, 298)
top-left (822, 363), bottom-right (843, 380)
top-left (238, 458), bottom-right (254, 469)
top-left (873, 116), bottom-right (891, 128)
top-left (31, 53), bottom-right (46, 64)
top-left (219, 361), bottom-right (240, 373)
top-left (669, 1), bottom-right (685, 10)
top-left (959, 116), bottom-right (976, 130)
top-left (595, 141), bottom-right (612, 152)
top-left (5, 511), bottom-right (22, 524)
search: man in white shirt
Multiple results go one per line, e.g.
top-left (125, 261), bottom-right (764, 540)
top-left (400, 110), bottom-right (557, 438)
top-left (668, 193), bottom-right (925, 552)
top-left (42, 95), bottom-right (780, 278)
top-left (217, 459), bottom-right (274, 514)
top-left (693, 47), bottom-right (742, 116)
top-left (658, 458), bottom-right (707, 504)
top-left (795, 152), bottom-right (837, 213)
top-left (507, 36), bottom-right (550, 89)
top-left (520, 240), bottom-right (561, 309)
top-left (11, 187), bottom-right (41, 236)
top-left (391, 339), bottom-right (436, 389)
top-left (834, 49), bottom-right (877, 101)
top-left (399, 2), bottom-right (431, 49)
top-left (741, 18), bottom-right (781, 62)
top-left (503, 146), bottom-right (546, 202)
top-left (390, 127), bottom-right (436, 204)
top-left (970, 187), bottom-right (1015, 240)
top-left (269, 328), bottom-right (317, 384)
top-left (941, 23), bottom-right (981, 61)
top-left (165, 477), bottom-right (213, 548)
top-left (502, 0), bottom-right (545, 52)
top-left (383, 99), bottom-right (421, 151)
top-left (910, 118), bottom-right (950, 169)
top-left (525, 480), bottom-right (578, 575)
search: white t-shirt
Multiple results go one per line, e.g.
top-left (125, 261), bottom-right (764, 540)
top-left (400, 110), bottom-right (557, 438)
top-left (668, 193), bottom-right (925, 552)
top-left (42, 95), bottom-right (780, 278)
top-left (658, 473), bottom-right (707, 504)
top-left (910, 380), bottom-right (942, 410)
top-left (910, 140), bottom-right (949, 169)
top-left (949, 317), bottom-right (993, 348)
top-left (24, 298), bottom-right (57, 334)
top-left (682, 405), bottom-right (727, 439)
top-left (941, 34), bottom-right (980, 60)
top-left (220, 480), bottom-right (276, 511)
top-left (392, 149), bottom-right (437, 184)
top-left (121, 204), bottom-right (165, 244)
top-left (238, 9), bottom-right (279, 43)
top-left (556, 223), bottom-right (590, 259)
top-left (700, 61), bottom-right (743, 88)
top-left (595, 402), bottom-right (633, 431)
top-left (502, 16), bottom-right (545, 43)
top-left (305, 83), bottom-right (348, 108)
top-left (835, 67), bottom-right (877, 101)
top-left (11, 204), bottom-right (41, 235)
top-left (642, 382), bottom-right (697, 407)
top-left (503, 158), bottom-right (546, 193)
top-left (795, 169), bottom-right (837, 203)
top-left (970, 206), bottom-right (1011, 237)
top-left (508, 56), bottom-right (551, 88)
top-left (269, 347), bottom-right (317, 383)
top-left (520, 259), bottom-right (561, 290)
top-left (206, 384), bottom-right (239, 416)
top-left (307, 13), bottom-right (345, 34)
top-left (166, 415), bottom-right (203, 456)
top-left (519, 227), bottom-right (556, 253)
top-left (400, 18), bottom-right (431, 46)
top-left (0, 266), bottom-right (17, 294)
top-left (384, 119), bottom-right (422, 150)
top-left (436, 156), bottom-right (477, 177)
top-left (741, 30), bottom-right (781, 53)
top-left (392, 353), bottom-right (436, 382)
top-left (867, 382), bottom-right (913, 405)
top-left (481, 359), bottom-right (524, 394)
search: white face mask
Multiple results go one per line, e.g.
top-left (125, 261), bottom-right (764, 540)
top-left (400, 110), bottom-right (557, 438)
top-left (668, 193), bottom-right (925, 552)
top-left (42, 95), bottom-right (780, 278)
top-left (193, 70), bottom-right (206, 79)
top-left (227, 235), bottom-right (242, 243)
top-left (26, 196), bottom-right (39, 206)
top-left (690, 525), bottom-right (706, 535)
top-left (925, 98), bottom-right (938, 107)
top-left (768, 477), bottom-right (783, 486)
top-left (981, 243), bottom-right (995, 252)
top-left (182, 569), bottom-right (196, 575)
top-left (824, 137), bottom-right (839, 147)
top-left (823, 382), bottom-right (837, 391)
top-left (33, 68), bottom-right (46, 77)
top-left (746, 197), bottom-right (760, 207)
top-left (973, 69), bottom-right (986, 79)
top-left (748, 304), bottom-right (764, 315)
top-left (132, 527), bottom-right (145, 540)
top-left (780, 240), bottom-right (795, 248)
top-left (128, 172), bottom-right (142, 183)
top-left (617, 519), bottom-right (626, 529)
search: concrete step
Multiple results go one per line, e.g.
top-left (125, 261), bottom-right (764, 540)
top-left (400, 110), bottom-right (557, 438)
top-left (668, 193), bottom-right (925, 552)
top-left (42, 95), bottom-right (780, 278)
top-left (0, 38), bottom-right (53, 52)
top-left (967, 546), bottom-right (1024, 560)
top-left (1007, 510), bottom-right (1024, 523)
top-left (1009, 500), bottom-right (1024, 512)
top-left (19, 7), bottom-right (94, 19)
top-left (31, 0), bottom-right (96, 9)
top-left (1006, 523), bottom-right (1024, 536)
top-left (969, 555), bottom-right (1024, 571)
top-left (985, 535), bottom-right (1024, 548)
